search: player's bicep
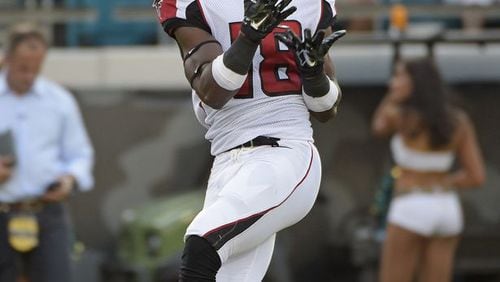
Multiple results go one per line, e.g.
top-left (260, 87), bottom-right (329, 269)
top-left (174, 27), bottom-right (238, 109)
top-left (155, 0), bottom-right (221, 86)
top-left (174, 27), bottom-right (222, 78)
top-left (155, 0), bottom-right (221, 81)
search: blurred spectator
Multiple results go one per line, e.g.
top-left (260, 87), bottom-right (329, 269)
top-left (0, 22), bottom-right (94, 282)
top-left (338, 0), bottom-right (378, 31)
top-left (444, 0), bottom-right (494, 32)
top-left (372, 58), bottom-right (485, 282)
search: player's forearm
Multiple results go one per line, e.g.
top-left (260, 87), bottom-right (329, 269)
top-left (224, 34), bottom-right (259, 74)
top-left (303, 73), bottom-right (330, 98)
top-left (303, 73), bottom-right (341, 122)
top-left (276, 29), bottom-right (344, 122)
top-left (309, 55), bottom-right (341, 122)
top-left (190, 34), bottom-right (258, 109)
top-left (303, 53), bottom-right (341, 119)
top-left (192, 64), bottom-right (239, 109)
top-left (196, 0), bottom-right (295, 108)
top-left (306, 74), bottom-right (341, 122)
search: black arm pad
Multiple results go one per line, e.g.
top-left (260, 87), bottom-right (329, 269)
top-left (222, 34), bottom-right (259, 75)
top-left (303, 73), bottom-right (331, 98)
top-left (183, 41), bottom-right (223, 86)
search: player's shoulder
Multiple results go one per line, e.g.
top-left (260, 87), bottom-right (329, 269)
top-left (154, 0), bottom-right (196, 23)
top-left (154, 0), bottom-right (211, 38)
top-left (323, 0), bottom-right (337, 17)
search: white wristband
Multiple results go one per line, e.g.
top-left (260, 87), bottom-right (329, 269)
top-left (302, 79), bottom-right (340, 112)
top-left (211, 55), bottom-right (248, 91)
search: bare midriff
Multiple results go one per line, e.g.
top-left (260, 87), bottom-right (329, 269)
top-left (392, 166), bottom-right (449, 191)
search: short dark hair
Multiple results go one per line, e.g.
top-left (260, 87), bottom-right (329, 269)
top-left (5, 22), bottom-right (48, 55)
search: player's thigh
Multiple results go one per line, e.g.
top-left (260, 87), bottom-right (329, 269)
top-left (187, 141), bottom-right (321, 261)
top-left (215, 163), bottom-right (320, 261)
top-left (217, 234), bottom-right (276, 282)
top-left (220, 141), bottom-right (321, 210)
top-left (201, 140), bottom-right (311, 208)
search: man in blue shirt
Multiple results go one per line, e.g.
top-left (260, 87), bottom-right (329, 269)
top-left (0, 23), bottom-right (94, 282)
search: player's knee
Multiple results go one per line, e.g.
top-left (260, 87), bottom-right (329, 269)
top-left (179, 235), bottom-right (221, 282)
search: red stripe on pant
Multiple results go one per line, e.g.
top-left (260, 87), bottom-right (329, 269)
top-left (203, 145), bottom-right (315, 250)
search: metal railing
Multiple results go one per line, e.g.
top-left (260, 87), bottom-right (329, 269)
top-left (335, 3), bottom-right (500, 18)
top-left (1, 3), bottom-right (500, 47)
top-left (1, 3), bottom-right (500, 25)
top-left (113, 3), bottom-right (500, 21)
top-left (0, 8), bottom-right (97, 24)
top-left (343, 29), bottom-right (500, 44)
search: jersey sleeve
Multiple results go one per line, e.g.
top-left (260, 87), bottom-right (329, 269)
top-left (154, 0), bottom-right (211, 38)
top-left (317, 0), bottom-right (338, 30)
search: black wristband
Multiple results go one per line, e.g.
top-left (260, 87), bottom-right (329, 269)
top-left (240, 23), bottom-right (267, 43)
top-left (223, 34), bottom-right (259, 75)
top-left (299, 62), bottom-right (325, 80)
top-left (303, 73), bottom-right (331, 98)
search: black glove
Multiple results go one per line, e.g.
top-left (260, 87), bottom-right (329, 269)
top-left (241, 0), bottom-right (297, 43)
top-left (275, 28), bottom-right (346, 79)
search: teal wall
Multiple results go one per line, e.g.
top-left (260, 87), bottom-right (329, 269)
top-left (66, 0), bottom-right (157, 46)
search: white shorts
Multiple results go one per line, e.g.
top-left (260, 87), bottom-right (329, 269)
top-left (388, 189), bottom-right (463, 237)
top-left (185, 139), bottom-right (321, 281)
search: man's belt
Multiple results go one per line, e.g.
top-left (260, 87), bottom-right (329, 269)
top-left (227, 136), bottom-right (280, 152)
top-left (0, 200), bottom-right (44, 213)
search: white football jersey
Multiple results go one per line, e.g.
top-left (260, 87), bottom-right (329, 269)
top-left (157, 0), bottom-right (337, 155)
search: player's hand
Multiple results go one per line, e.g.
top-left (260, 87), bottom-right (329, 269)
top-left (275, 28), bottom-right (346, 79)
top-left (241, 0), bottom-right (297, 43)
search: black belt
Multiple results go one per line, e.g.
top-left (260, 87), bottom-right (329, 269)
top-left (228, 136), bottom-right (280, 152)
top-left (0, 200), bottom-right (45, 213)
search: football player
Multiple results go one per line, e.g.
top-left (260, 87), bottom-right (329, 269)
top-left (154, 0), bottom-right (345, 280)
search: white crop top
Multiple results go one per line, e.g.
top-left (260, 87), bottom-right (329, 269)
top-left (390, 134), bottom-right (455, 172)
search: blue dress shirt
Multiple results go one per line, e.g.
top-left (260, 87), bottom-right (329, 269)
top-left (0, 71), bottom-right (94, 202)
